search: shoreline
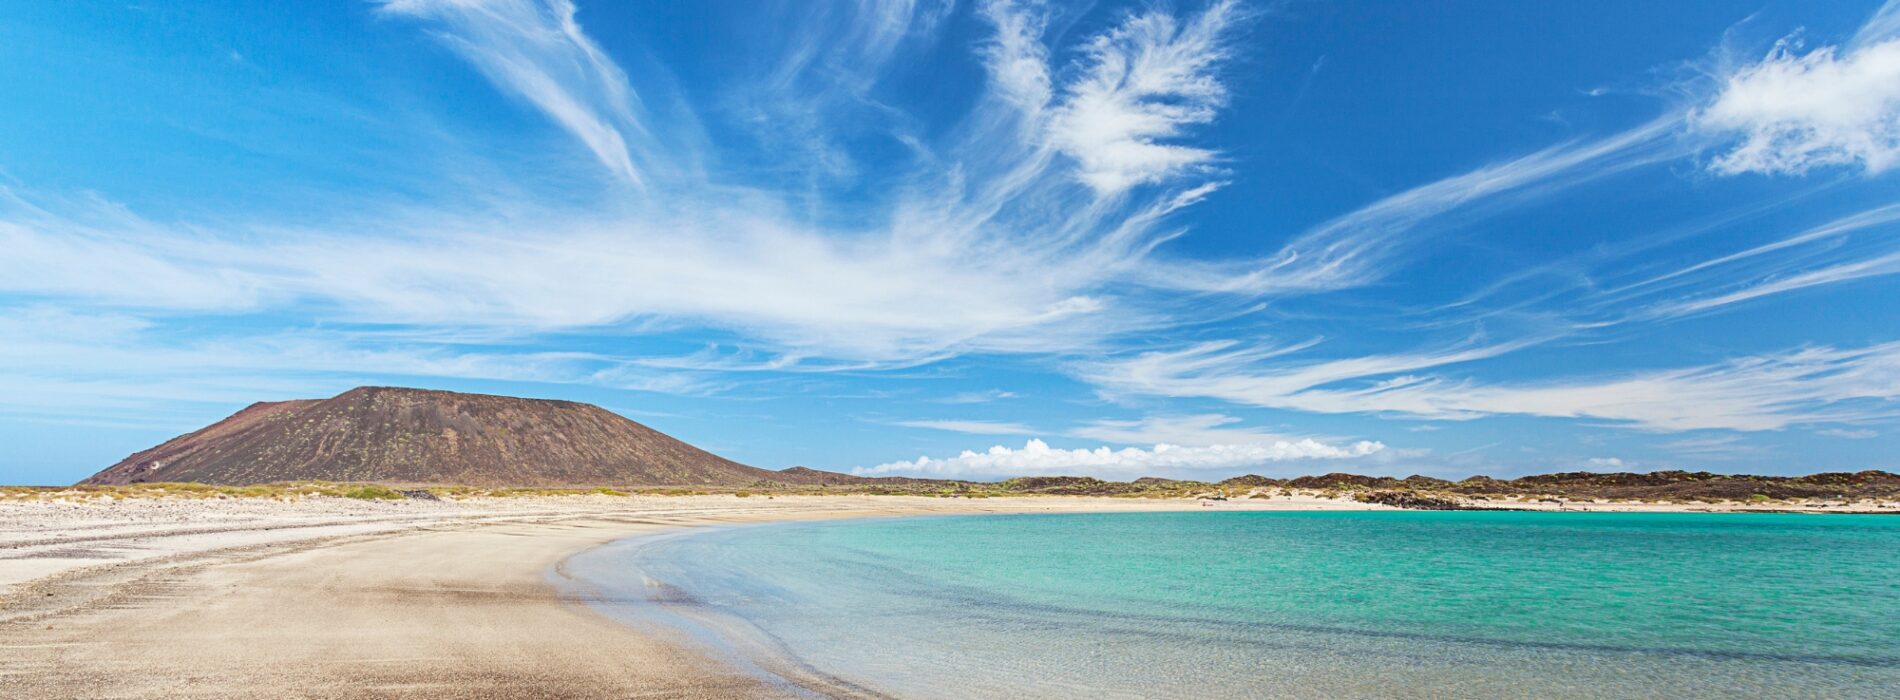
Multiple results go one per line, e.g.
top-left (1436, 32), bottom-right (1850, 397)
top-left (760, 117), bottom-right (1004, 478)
top-left (3, 492), bottom-right (1894, 698)
top-left (0, 494), bottom-right (1254, 699)
top-left (557, 522), bottom-right (890, 699)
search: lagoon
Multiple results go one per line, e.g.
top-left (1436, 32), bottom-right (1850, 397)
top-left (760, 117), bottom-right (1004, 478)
top-left (566, 511), bottom-right (1900, 699)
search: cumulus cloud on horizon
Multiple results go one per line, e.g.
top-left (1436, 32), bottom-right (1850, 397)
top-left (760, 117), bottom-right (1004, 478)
top-left (855, 436), bottom-right (1385, 480)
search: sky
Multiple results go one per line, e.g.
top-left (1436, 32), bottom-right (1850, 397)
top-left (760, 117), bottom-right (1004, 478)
top-left (4, 0), bottom-right (1900, 485)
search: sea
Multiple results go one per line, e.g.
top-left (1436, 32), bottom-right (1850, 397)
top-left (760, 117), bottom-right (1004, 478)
top-left (560, 511), bottom-right (1900, 699)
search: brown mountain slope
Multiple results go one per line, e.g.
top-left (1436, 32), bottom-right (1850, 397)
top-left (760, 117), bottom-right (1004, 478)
top-left (83, 386), bottom-right (830, 488)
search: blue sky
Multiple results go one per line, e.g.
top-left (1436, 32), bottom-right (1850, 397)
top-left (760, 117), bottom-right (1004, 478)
top-left (4, 0), bottom-right (1900, 485)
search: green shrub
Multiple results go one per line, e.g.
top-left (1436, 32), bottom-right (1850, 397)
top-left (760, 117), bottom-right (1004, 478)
top-left (340, 485), bottom-right (406, 500)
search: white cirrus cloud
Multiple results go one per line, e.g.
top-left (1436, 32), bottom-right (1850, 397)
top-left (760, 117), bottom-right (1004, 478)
top-left (1143, 116), bottom-right (1685, 296)
top-left (0, 306), bottom-right (724, 426)
top-left (855, 436), bottom-right (1384, 480)
top-left (1699, 4), bottom-right (1900, 176)
top-left (1648, 248), bottom-right (1900, 317)
top-left (1603, 202), bottom-right (1900, 321)
top-left (933, 389), bottom-right (1020, 404)
top-left (1068, 413), bottom-right (1291, 447)
top-left (1654, 435), bottom-right (1767, 460)
top-left (1856, 1), bottom-right (1900, 50)
top-left (1084, 339), bottom-right (1900, 432)
top-left (976, 0), bottom-right (1054, 112)
top-left (896, 419), bottom-right (1040, 436)
top-left (1046, 0), bottom-right (1243, 196)
top-left (377, 0), bottom-right (655, 186)
top-left (1817, 427), bottom-right (1879, 439)
top-left (0, 187), bottom-right (1139, 365)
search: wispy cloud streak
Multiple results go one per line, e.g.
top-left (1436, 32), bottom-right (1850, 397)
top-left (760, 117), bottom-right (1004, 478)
top-left (1069, 413), bottom-right (1293, 446)
top-left (1583, 202), bottom-right (1900, 321)
top-left (1147, 117), bottom-right (1688, 295)
top-left (1086, 339), bottom-right (1900, 432)
top-left (378, 0), bottom-right (655, 185)
top-left (895, 419), bottom-right (1040, 435)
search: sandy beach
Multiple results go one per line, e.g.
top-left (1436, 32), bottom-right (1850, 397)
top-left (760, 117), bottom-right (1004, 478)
top-left (0, 494), bottom-right (1376, 699)
top-left (4, 491), bottom-right (1893, 698)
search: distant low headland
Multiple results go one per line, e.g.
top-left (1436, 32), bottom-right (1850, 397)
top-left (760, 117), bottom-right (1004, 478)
top-left (45, 386), bottom-right (1898, 512)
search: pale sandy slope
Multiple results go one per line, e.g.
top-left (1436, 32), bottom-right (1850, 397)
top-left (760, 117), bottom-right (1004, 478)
top-left (0, 495), bottom-right (1371, 699)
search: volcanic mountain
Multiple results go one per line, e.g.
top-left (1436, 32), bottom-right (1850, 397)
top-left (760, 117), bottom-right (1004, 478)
top-left (83, 386), bottom-right (834, 488)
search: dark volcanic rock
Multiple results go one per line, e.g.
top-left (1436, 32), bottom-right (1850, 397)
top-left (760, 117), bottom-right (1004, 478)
top-left (85, 386), bottom-right (783, 488)
top-left (1354, 490), bottom-right (1471, 510)
top-left (1795, 470), bottom-right (1900, 487)
top-left (1446, 469), bottom-right (1900, 501)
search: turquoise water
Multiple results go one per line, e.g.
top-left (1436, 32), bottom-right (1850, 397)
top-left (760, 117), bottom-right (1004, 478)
top-left (563, 511), bottom-right (1900, 698)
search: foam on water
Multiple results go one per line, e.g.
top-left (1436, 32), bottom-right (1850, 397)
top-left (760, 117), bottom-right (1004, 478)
top-left (562, 511), bottom-right (1900, 699)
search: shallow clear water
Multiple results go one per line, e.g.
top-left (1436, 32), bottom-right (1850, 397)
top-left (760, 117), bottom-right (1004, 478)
top-left (564, 511), bottom-right (1900, 699)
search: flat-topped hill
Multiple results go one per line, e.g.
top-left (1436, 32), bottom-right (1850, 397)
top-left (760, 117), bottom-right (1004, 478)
top-left (83, 387), bottom-right (832, 488)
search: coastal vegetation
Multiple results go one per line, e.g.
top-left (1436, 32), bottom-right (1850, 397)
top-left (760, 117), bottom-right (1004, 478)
top-left (7, 468), bottom-right (1899, 510)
